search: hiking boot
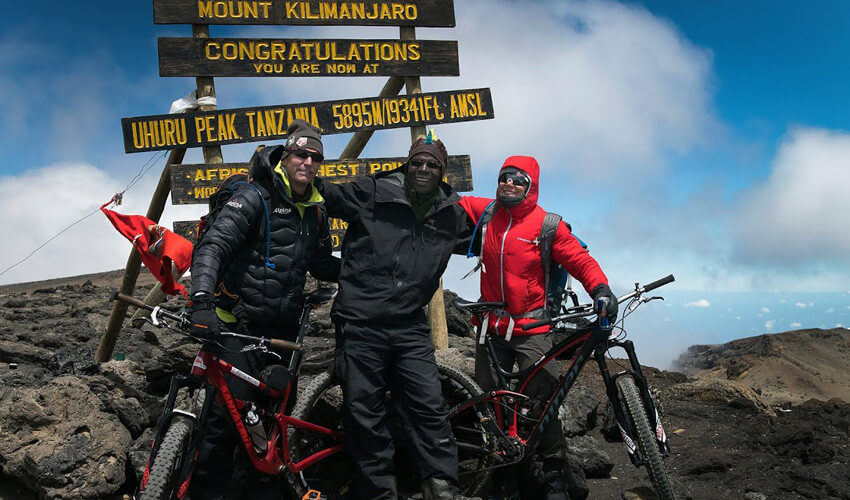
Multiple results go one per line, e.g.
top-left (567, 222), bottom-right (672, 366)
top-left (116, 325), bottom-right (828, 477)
top-left (420, 477), bottom-right (481, 500)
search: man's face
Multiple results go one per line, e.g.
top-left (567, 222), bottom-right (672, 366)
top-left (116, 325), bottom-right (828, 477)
top-left (405, 153), bottom-right (442, 194)
top-left (497, 169), bottom-right (530, 199)
top-left (283, 148), bottom-right (322, 195)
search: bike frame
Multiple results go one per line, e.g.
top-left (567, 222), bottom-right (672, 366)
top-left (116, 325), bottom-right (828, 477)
top-left (453, 322), bottom-right (669, 468)
top-left (137, 303), bottom-right (344, 499)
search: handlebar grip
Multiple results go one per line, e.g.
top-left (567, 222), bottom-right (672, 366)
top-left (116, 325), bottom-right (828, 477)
top-left (522, 318), bottom-right (551, 331)
top-left (643, 274), bottom-right (675, 293)
top-left (269, 339), bottom-right (302, 352)
top-left (112, 292), bottom-right (151, 310)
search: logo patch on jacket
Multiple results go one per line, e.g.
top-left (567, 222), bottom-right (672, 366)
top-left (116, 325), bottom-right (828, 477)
top-left (226, 199), bottom-right (243, 209)
top-left (273, 206), bottom-right (292, 215)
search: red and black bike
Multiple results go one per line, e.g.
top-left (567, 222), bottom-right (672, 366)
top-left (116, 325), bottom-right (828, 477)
top-left (113, 288), bottom-right (349, 500)
top-left (448, 275), bottom-right (677, 499)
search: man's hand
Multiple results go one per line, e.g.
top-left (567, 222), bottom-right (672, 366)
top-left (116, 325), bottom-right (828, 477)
top-left (188, 299), bottom-right (220, 340)
top-left (591, 284), bottom-right (618, 322)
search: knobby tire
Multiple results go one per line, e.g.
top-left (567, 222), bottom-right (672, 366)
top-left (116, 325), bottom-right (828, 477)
top-left (288, 370), bottom-right (355, 500)
top-left (616, 375), bottom-right (676, 500)
top-left (437, 363), bottom-right (497, 497)
top-left (137, 416), bottom-right (193, 500)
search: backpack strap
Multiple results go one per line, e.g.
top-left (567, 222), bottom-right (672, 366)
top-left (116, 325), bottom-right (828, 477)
top-left (539, 212), bottom-right (562, 319)
top-left (463, 200), bottom-right (498, 279)
top-left (232, 180), bottom-right (276, 270)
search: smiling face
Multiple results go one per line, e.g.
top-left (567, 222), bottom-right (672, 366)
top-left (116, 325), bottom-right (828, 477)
top-left (405, 152), bottom-right (442, 194)
top-left (496, 169), bottom-right (530, 201)
top-left (283, 148), bottom-right (322, 195)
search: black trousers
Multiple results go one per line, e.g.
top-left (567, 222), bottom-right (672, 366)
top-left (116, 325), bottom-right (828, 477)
top-left (335, 318), bottom-right (459, 500)
top-left (188, 320), bottom-right (297, 500)
top-left (475, 334), bottom-right (566, 461)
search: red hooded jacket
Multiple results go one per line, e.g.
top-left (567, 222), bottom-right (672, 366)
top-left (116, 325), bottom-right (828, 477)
top-left (458, 156), bottom-right (608, 337)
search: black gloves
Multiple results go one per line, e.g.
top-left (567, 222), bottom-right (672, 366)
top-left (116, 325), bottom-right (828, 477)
top-left (591, 284), bottom-right (618, 323)
top-left (188, 297), bottom-right (220, 340)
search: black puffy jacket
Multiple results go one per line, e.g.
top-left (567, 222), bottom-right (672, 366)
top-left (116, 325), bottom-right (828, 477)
top-left (190, 146), bottom-right (339, 326)
top-left (317, 170), bottom-right (471, 324)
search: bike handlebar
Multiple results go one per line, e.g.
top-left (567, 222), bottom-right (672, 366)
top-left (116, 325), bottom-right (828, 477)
top-left (520, 274), bottom-right (675, 331)
top-left (109, 292), bottom-right (302, 353)
top-left (643, 274), bottom-right (675, 293)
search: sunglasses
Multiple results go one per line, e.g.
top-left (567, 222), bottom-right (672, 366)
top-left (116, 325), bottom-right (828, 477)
top-left (409, 159), bottom-right (442, 171)
top-left (292, 149), bottom-right (324, 163)
top-left (498, 172), bottom-right (530, 187)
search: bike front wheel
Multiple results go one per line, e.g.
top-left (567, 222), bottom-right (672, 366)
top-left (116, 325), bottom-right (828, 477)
top-left (137, 416), bottom-right (194, 500)
top-left (289, 370), bottom-right (355, 500)
top-left (616, 375), bottom-right (675, 500)
top-left (438, 362), bottom-right (498, 497)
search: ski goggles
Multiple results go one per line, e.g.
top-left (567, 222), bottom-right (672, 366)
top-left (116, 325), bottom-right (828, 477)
top-left (498, 171), bottom-right (530, 187)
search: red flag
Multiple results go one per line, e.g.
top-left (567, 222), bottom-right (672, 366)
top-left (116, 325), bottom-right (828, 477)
top-left (101, 201), bottom-right (193, 297)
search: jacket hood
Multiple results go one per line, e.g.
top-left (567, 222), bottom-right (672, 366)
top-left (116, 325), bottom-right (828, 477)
top-left (497, 155), bottom-right (540, 216)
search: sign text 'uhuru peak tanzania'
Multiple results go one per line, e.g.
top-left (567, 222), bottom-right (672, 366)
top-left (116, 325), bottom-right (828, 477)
top-left (122, 88), bottom-right (492, 153)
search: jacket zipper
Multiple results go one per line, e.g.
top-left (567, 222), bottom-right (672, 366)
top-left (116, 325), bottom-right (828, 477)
top-left (496, 210), bottom-right (513, 331)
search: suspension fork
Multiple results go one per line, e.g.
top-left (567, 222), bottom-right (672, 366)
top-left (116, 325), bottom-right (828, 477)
top-left (596, 340), bottom-right (669, 461)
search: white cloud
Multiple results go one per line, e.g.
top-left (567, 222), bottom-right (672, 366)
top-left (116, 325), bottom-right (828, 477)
top-left (790, 322), bottom-right (802, 328)
top-left (796, 302), bottom-right (809, 308)
top-left (765, 320), bottom-right (775, 330)
top-left (779, 299), bottom-right (786, 303)
top-left (684, 299), bottom-right (711, 308)
top-left (760, 307), bottom-right (771, 314)
top-left (837, 323), bottom-right (845, 328)
top-left (734, 128), bottom-right (850, 264)
top-left (825, 307), bottom-right (835, 313)
top-left (230, 0), bottom-right (715, 183)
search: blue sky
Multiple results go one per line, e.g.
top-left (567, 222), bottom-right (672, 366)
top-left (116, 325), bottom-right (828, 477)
top-left (1, 0), bottom-right (849, 367)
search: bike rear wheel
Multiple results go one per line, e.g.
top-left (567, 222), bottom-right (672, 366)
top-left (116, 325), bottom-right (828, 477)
top-left (289, 371), bottom-right (355, 500)
top-left (438, 363), bottom-right (498, 497)
top-left (137, 416), bottom-right (194, 500)
top-left (616, 375), bottom-right (675, 500)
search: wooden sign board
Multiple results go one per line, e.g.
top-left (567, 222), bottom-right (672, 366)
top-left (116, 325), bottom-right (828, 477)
top-left (172, 154), bottom-right (473, 248)
top-left (159, 38), bottom-right (458, 77)
top-left (169, 155), bottom-right (472, 205)
top-left (122, 88), bottom-right (493, 153)
top-left (153, 0), bottom-right (456, 27)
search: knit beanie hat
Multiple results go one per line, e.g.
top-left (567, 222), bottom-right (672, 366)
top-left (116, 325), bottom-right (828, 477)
top-left (284, 119), bottom-right (323, 155)
top-left (404, 129), bottom-right (448, 173)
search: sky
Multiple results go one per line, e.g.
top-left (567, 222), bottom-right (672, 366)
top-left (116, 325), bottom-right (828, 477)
top-left (1, 0), bottom-right (849, 367)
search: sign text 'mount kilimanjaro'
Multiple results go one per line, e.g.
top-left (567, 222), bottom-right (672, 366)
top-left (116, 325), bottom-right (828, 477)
top-left (169, 155), bottom-right (472, 204)
top-left (158, 38), bottom-right (458, 77)
top-left (153, 0), bottom-right (456, 27)
top-left (122, 88), bottom-right (493, 153)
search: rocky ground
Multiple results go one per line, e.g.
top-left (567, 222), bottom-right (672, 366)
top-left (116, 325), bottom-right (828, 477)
top-left (0, 271), bottom-right (848, 499)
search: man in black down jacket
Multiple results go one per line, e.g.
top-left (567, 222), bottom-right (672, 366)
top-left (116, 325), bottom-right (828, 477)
top-left (187, 119), bottom-right (339, 499)
top-left (316, 133), bottom-right (475, 500)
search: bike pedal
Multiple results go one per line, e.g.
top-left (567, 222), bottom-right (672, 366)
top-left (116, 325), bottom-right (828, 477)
top-left (301, 490), bottom-right (323, 500)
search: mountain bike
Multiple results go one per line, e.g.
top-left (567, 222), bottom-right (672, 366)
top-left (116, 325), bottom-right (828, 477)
top-left (449, 275), bottom-right (677, 499)
top-left (111, 288), bottom-right (344, 500)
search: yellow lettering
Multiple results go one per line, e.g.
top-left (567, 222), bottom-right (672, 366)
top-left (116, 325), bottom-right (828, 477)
top-left (351, 2), bottom-right (364, 19)
top-left (131, 122), bottom-right (146, 149)
top-left (226, 113), bottom-right (239, 139)
top-left (245, 111), bottom-right (257, 137)
top-left (206, 41), bottom-right (221, 60)
top-left (285, 2), bottom-right (298, 18)
top-left (198, 0), bottom-right (213, 18)
top-left (194, 116), bottom-right (206, 143)
top-left (409, 42), bottom-right (420, 61)
top-left (204, 116), bottom-right (217, 142)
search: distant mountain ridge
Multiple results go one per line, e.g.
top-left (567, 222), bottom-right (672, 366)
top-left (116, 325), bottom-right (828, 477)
top-left (675, 328), bottom-right (850, 404)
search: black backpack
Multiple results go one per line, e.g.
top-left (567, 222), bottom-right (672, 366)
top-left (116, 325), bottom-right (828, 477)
top-left (196, 172), bottom-right (276, 270)
top-left (466, 201), bottom-right (587, 318)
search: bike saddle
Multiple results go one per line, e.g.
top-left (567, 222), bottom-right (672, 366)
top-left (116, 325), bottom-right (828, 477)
top-left (452, 298), bottom-right (506, 315)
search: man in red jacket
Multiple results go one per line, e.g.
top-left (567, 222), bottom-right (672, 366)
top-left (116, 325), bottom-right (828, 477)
top-left (458, 156), bottom-right (617, 500)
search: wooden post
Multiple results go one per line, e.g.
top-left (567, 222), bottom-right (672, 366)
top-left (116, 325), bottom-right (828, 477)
top-left (97, 25), bottom-right (223, 361)
top-left (339, 76), bottom-right (405, 159)
top-left (400, 26), bottom-right (449, 350)
top-left (95, 147), bottom-right (186, 362)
